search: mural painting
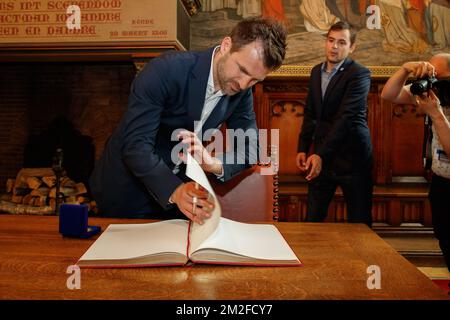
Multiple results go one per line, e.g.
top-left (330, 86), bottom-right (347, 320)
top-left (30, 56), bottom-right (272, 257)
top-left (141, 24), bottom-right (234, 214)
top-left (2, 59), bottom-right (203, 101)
top-left (190, 0), bottom-right (450, 66)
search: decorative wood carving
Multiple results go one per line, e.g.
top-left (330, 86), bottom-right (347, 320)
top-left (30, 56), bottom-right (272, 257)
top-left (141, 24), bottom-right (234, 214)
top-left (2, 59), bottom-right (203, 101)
top-left (263, 84), bottom-right (309, 93)
top-left (271, 100), bottom-right (305, 117)
top-left (393, 104), bottom-right (421, 118)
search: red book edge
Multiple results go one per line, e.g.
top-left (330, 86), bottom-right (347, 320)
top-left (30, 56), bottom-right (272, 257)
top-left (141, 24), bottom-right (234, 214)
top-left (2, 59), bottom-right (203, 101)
top-left (189, 260), bottom-right (303, 267)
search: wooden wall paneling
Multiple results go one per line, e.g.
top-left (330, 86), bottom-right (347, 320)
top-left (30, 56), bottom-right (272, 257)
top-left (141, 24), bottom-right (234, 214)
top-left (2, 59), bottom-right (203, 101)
top-left (278, 185), bottom-right (432, 227)
top-left (390, 101), bottom-right (426, 179)
top-left (330, 200), bottom-right (347, 223)
top-left (253, 83), bottom-right (267, 129)
top-left (279, 195), bottom-right (307, 222)
top-left (423, 198), bottom-right (432, 227)
top-left (372, 200), bottom-right (388, 224)
top-left (270, 96), bottom-right (306, 175)
top-left (387, 199), bottom-right (402, 226)
top-left (371, 84), bottom-right (392, 184)
top-left (402, 200), bottom-right (422, 225)
top-left (260, 81), bottom-right (308, 176)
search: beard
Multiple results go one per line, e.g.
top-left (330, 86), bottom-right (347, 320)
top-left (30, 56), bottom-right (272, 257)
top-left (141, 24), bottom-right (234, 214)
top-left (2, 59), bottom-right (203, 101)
top-left (216, 54), bottom-right (240, 96)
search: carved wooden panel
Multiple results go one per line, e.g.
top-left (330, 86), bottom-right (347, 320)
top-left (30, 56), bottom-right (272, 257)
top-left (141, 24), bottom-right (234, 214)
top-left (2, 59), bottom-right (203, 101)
top-left (268, 95), bottom-right (306, 175)
top-left (390, 102), bottom-right (425, 178)
top-left (278, 193), bottom-right (432, 227)
top-left (278, 195), bottom-right (307, 222)
top-left (372, 201), bottom-right (388, 223)
top-left (370, 84), bottom-right (390, 184)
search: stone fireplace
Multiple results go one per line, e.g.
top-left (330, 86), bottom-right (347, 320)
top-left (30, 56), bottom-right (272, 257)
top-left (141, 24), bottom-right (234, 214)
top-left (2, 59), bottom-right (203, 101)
top-left (0, 60), bottom-right (137, 196)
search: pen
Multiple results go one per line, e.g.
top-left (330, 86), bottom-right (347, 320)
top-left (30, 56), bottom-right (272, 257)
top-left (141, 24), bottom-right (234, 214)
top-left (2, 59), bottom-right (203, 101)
top-left (192, 182), bottom-right (199, 217)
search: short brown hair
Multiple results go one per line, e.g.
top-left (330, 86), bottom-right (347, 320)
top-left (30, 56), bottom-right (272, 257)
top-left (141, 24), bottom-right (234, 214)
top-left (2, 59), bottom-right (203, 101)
top-left (229, 17), bottom-right (287, 70)
top-left (327, 21), bottom-right (357, 46)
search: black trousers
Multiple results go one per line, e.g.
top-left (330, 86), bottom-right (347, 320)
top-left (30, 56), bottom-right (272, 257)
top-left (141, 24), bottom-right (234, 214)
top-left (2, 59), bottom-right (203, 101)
top-left (429, 174), bottom-right (450, 272)
top-left (306, 171), bottom-right (373, 227)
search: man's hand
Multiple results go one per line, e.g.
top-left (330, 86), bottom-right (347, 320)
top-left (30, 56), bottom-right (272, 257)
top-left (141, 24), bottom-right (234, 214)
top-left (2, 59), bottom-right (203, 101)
top-left (305, 154), bottom-right (322, 181)
top-left (171, 182), bottom-right (214, 225)
top-left (402, 61), bottom-right (436, 79)
top-left (177, 130), bottom-right (223, 175)
top-left (415, 90), bottom-right (442, 118)
top-left (381, 60), bottom-right (435, 104)
top-left (296, 152), bottom-right (307, 172)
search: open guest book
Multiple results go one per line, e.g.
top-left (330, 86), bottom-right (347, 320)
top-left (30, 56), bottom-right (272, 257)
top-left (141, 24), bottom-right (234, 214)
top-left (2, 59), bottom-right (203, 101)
top-left (77, 154), bottom-right (301, 267)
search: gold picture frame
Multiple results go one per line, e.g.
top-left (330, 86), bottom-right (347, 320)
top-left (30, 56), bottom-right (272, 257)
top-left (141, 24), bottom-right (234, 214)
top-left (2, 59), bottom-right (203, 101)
top-left (269, 65), bottom-right (401, 79)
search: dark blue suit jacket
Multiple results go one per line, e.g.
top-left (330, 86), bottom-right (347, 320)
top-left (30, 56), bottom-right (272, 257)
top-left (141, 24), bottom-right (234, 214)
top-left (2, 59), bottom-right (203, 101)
top-left (89, 47), bottom-right (257, 217)
top-left (298, 58), bottom-right (373, 174)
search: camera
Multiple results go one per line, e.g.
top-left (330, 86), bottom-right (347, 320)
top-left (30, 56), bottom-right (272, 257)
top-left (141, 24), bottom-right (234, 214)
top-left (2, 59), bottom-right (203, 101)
top-left (410, 76), bottom-right (438, 96)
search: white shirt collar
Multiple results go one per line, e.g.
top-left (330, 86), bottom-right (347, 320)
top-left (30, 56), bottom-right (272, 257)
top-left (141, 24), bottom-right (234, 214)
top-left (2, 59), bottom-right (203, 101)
top-left (207, 46), bottom-right (224, 97)
top-left (321, 59), bottom-right (346, 74)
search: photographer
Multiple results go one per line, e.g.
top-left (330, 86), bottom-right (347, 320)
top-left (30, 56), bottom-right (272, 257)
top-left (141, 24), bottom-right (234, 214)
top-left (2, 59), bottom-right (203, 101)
top-left (381, 53), bottom-right (450, 272)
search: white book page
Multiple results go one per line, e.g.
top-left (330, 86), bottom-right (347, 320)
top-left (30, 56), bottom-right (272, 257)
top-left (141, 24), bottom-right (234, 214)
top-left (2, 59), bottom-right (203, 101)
top-left (78, 219), bottom-right (189, 261)
top-left (185, 153), bottom-right (221, 254)
top-left (194, 217), bottom-right (299, 261)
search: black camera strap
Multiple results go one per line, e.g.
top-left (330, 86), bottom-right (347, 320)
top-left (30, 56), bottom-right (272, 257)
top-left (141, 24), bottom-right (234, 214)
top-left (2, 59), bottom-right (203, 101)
top-left (422, 115), bottom-right (433, 169)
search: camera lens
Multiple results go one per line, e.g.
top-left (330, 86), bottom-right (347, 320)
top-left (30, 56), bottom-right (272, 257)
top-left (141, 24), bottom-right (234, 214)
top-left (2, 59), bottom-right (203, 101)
top-left (410, 79), bottom-right (429, 95)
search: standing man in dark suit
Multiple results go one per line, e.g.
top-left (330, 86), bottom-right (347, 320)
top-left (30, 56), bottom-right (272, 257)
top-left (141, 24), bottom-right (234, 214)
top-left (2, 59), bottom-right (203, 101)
top-left (89, 18), bottom-right (287, 222)
top-left (296, 21), bottom-right (373, 226)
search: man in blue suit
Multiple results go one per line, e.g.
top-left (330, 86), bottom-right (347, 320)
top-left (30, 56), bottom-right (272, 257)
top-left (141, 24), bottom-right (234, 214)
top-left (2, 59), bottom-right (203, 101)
top-left (89, 18), bottom-right (287, 222)
top-left (296, 21), bottom-right (373, 226)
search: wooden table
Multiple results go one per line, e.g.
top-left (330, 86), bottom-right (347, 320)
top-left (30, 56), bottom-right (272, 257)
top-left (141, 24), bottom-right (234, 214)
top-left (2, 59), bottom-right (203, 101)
top-left (0, 215), bottom-right (448, 300)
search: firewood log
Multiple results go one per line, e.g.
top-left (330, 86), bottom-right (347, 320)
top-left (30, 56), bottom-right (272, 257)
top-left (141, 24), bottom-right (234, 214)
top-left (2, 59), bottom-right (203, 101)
top-left (49, 198), bottom-right (56, 211)
top-left (61, 177), bottom-right (76, 188)
top-left (49, 187), bottom-right (78, 198)
top-left (75, 183), bottom-right (87, 195)
top-left (42, 176), bottom-right (56, 188)
top-left (11, 195), bottom-right (24, 204)
top-left (6, 179), bottom-right (15, 193)
top-left (26, 177), bottom-right (42, 190)
top-left (30, 187), bottom-right (50, 197)
top-left (15, 168), bottom-right (52, 190)
top-left (1, 194), bottom-right (12, 202)
top-left (13, 187), bottom-right (30, 196)
top-left (13, 179), bottom-right (28, 190)
top-left (30, 197), bottom-right (39, 207)
top-left (22, 194), bottom-right (34, 205)
top-left (35, 196), bottom-right (47, 207)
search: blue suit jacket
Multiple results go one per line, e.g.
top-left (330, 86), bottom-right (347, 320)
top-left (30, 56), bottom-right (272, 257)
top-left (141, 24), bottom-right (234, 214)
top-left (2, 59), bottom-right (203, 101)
top-left (298, 58), bottom-right (373, 174)
top-left (89, 47), bottom-right (257, 217)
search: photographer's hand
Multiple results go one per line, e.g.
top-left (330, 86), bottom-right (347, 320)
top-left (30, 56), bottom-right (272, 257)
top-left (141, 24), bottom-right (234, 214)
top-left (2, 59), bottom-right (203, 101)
top-left (416, 91), bottom-right (450, 157)
top-left (402, 61), bottom-right (436, 79)
top-left (381, 60), bottom-right (436, 105)
top-left (415, 90), bottom-right (442, 118)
